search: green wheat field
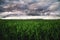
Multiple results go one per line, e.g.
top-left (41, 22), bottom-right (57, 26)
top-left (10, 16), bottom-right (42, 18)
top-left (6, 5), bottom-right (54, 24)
top-left (0, 19), bottom-right (60, 40)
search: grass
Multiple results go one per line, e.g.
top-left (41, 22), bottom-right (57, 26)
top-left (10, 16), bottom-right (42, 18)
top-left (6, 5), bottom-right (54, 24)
top-left (0, 19), bottom-right (60, 40)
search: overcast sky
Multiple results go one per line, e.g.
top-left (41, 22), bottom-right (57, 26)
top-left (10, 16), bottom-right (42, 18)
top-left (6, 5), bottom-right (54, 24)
top-left (5, 0), bottom-right (58, 3)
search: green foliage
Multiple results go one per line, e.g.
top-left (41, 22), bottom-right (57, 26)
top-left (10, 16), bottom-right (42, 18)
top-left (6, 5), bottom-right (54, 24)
top-left (0, 20), bottom-right (60, 40)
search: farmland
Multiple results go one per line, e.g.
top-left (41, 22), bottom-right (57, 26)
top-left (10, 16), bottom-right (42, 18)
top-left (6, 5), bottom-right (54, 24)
top-left (0, 19), bottom-right (60, 40)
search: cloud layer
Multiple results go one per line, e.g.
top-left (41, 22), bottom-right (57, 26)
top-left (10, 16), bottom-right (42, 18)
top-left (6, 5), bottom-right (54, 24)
top-left (0, 0), bottom-right (60, 18)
